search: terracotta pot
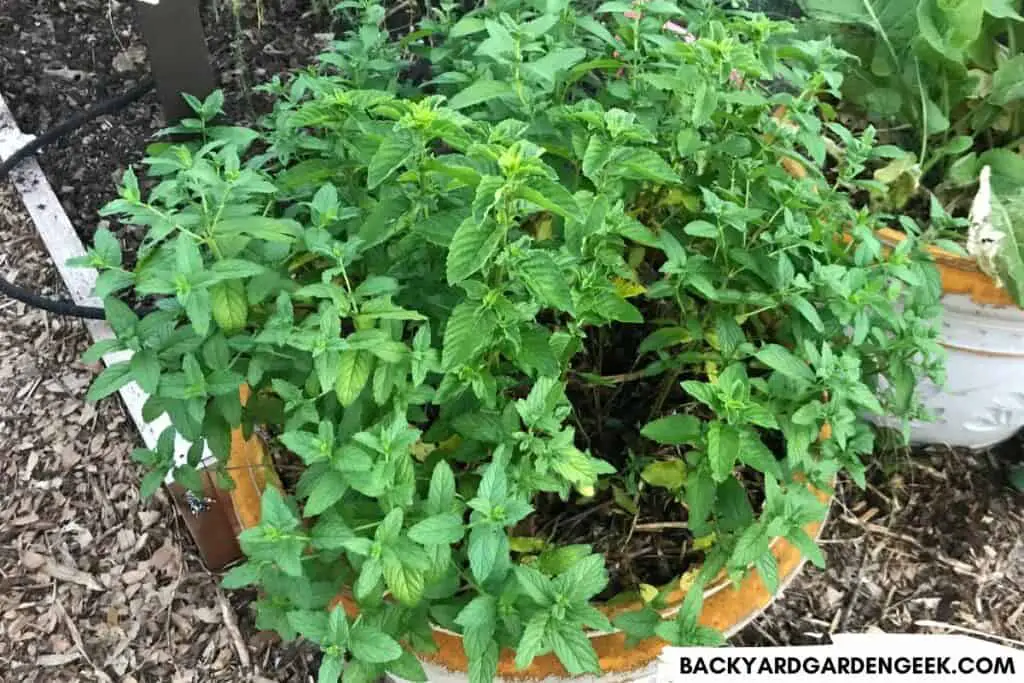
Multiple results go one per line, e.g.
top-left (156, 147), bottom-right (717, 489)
top-left (876, 228), bottom-right (1024, 449)
top-left (330, 485), bottom-right (833, 683)
top-left (170, 386), bottom-right (279, 570)
top-left (220, 404), bottom-right (831, 680)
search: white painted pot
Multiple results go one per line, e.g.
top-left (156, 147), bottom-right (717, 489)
top-left (906, 292), bottom-right (1024, 449)
top-left (875, 228), bottom-right (1024, 450)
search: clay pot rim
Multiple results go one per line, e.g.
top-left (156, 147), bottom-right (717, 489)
top-left (336, 480), bottom-right (831, 642)
top-left (420, 532), bottom-right (787, 642)
top-left (875, 227), bottom-right (1021, 308)
top-left (876, 227), bottom-right (979, 274)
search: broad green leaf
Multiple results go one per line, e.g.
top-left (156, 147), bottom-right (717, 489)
top-left (349, 624), bottom-right (403, 663)
top-left (318, 654), bottom-right (344, 683)
top-left (335, 350), bottom-right (373, 407)
top-left (517, 251), bottom-right (573, 311)
top-left (130, 350), bottom-right (160, 394)
top-left (787, 528), bottom-right (827, 568)
top-left (549, 623), bottom-right (601, 675)
top-left (368, 131), bottom-right (416, 189)
top-left (468, 524), bottom-right (505, 583)
top-left (210, 280), bottom-right (248, 333)
top-left (448, 80), bottom-right (514, 111)
top-left (382, 554), bottom-right (426, 606)
top-left (755, 345), bottom-right (815, 384)
top-left (221, 562), bottom-right (261, 589)
top-left (408, 513), bottom-right (465, 545)
top-left (641, 414), bottom-right (701, 445)
top-left (706, 422), bottom-right (738, 482)
top-left (86, 362), bottom-right (134, 401)
top-left (446, 218), bottom-right (503, 284)
top-left (305, 470), bottom-right (349, 517)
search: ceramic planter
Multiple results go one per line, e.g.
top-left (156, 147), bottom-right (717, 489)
top-left (877, 228), bottom-right (1024, 449)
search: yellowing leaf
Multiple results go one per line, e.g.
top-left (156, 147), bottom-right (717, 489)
top-left (704, 360), bottom-right (719, 382)
top-left (509, 536), bottom-right (548, 553)
top-left (677, 567), bottom-right (700, 594)
top-left (612, 485), bottom-right (638, 514)
top-left (533, 215), bottom-right (554, 241)
top-left (411, 441), bottom-right (436, 461)
top-left (640, 460), bottom-right (687, 490)
top-left (436, 435), bottom-right (462, 452)
top-left (639, 583), bottom-right (659, 604)
top-left (661, 188), bottom-right (699, 210)
top-left (627, 247), bottom-right (646, 269)
top-left (692, 533), bottom-right (717, 551)
top-left (612, 276), bottom-right (647, 299)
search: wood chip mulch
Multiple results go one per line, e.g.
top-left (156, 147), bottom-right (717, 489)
top-left (2, 182), bottom-right (1022, 683)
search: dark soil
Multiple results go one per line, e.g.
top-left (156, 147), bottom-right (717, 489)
top-left (0, 0), bottom-right (339, 248)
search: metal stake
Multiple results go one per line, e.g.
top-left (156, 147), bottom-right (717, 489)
top-left (135, 0), bottom-right (217, 123)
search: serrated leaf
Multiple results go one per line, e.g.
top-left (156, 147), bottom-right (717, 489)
top-left (86, 362), bottom-right (134, 401)
top-left (448, 80), bottom-right (514, 110)
top-left (368, 131), bottom-right (416, 189)
top-left (517, 251), bottom-right (573, 311)
top-left (408, 513), bottom-right (465, 545)
top-left (706, 422), bottom-right (738, 482)
top-left (446, 218), bottom-right (503, 284)
top-left (641, 414), bottom-right (701, 445)
top-left (641, 459), bottom-right (687, 490)
top-left (335, 350), bottom-right (373, 407)
top-left (382, 555), bottom-right (426, 606)
top-left (349, 624), bottom-right (402, 663)
top-left (756, 344), bottom-right (815, 384)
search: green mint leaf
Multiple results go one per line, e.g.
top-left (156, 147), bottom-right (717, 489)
top-left (305, 471), bottom-right (349, 517)
top-left (288, 609), bottom-right (329, 644)
top-left (448, 80), bottom-right (514, 110)
top-left (516, 251), bottom-right (574, 311)
top-left (348, 624), bottom-right (403, 664)
top-left (368, 130), bottom-right (416, 189)
top-left (549, 622), bottom-right (601, 675)
top-left (468, 524), bottom-right (506, 583)
top-left (335, 350), bottom-right (373, 407)
top-left (555, 554), bottom-right (608, 603)
top-left (446, 217), bottom-right (503, 284)
top-left (736, 428), bottom-right (784, 481)
top-left (408, 513), bottom-right (465, 545)
top-left (221, 562), bottom-right (261, 589)
top-left (427, 461), bottom-right (457, 515)
top-left (86, 362), bottom-right (134, 402)
top-left (755, 344), bottom-right (815, 384)
top-left (318, 654), bottom-right (344, 683)
top-left (514, 565), bottom-right (554, 605)
top-left (387, 650), bottom-right (428, 682)
top-left (514, 613), bottom-right (549, 671)
top-left (786, 528), bottom-right (827, 568)
top-left (706, 422), bottom-right (739, 482)
top-left (754, 550), bottom-right (780, 594)
top-left (641, 414), bottom-right (702, 445)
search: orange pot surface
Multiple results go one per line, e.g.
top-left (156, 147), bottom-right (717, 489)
top-left (875, 228), bottom-right (1017, 307)
top-left (331, 484), bottom-right (832, 681)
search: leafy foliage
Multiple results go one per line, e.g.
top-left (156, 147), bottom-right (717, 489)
top-left (82, 1), bottom-right (943, 681)
top-left (797, 1), bottom-right (1024, 229)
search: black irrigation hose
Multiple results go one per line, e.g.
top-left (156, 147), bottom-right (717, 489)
top-left (0, 77), bottom-right (156, 320)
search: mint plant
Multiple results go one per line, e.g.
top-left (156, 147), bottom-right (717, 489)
top-left (82, 2), bottom-right (943, 682)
